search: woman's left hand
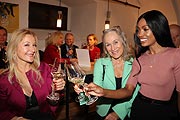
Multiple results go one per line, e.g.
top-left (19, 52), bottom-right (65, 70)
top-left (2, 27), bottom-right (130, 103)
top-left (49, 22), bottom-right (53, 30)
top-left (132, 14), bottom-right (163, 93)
top-left (53, 78), bottom-right (66, 91)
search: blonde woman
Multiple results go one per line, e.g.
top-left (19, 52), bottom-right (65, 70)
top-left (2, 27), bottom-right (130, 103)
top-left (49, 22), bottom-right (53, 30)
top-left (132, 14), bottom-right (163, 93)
top-left (75, 26), bottom-right (140, 120)
top-left (0, 29), bottom-right (65, 120)
top-left (43, 31), bottom-right (64, 65)
top-left (83, 34), bottom-right (100, 62)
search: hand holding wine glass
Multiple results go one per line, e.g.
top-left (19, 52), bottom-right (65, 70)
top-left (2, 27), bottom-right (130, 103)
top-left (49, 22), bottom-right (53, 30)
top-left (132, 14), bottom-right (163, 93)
top-left (65, 61), bottom-right (98, 105)
top-left (85, 82), bottom-right (104, 97)
top-left (46, 58), bottom-right (66, 106)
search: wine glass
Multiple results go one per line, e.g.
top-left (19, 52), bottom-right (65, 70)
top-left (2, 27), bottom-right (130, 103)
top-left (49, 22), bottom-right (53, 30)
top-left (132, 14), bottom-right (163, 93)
top-left (46, 58), bottom-right (65, 106)
top-left (65, 61), bottom-right (98, 105)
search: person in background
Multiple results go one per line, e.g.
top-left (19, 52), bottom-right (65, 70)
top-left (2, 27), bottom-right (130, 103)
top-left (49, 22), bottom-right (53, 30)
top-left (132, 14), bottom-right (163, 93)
top-left (75, 26), bottom-right (139, 120)
top-left (87, 10), bottom-right (180, 120)
top-left (43, 31), bottom-right (64, 65)
top-left (60, 32), bottom-right (79, 102)
top-left (61, 32), bottom-right (79, 59)
top-left (83, 34), bottom-right (100, 62)
top-left (169, 24), bottom-right (180, 48)
top-left (0, 26), bottom-right (8, 69)
top-left (169, 23), bottom-right (180, 119)
top-left (43, 31), bottom-right (66, 101)
top-left (0, 29), bottom-right (66, 120)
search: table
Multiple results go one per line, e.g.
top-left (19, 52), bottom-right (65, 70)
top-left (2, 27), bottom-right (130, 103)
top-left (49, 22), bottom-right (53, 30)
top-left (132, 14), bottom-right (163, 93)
top-left (81, 62), bottom-right (95, 75)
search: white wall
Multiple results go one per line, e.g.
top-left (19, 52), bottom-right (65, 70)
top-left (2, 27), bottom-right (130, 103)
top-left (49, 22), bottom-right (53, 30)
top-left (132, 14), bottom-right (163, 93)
top-left (70, 2), bottom-right (97, 47)
top-left (1, 0), bottom-right (179, 50)
top-left (171, 0), bottom-right (180, 24)
top-left (1, 0), bottom-right (71, 51)
top-left (68, 0), bottom-right (178, 47)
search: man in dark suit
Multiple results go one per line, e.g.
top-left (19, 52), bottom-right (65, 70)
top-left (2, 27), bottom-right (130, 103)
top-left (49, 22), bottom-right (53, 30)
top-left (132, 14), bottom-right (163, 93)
top-left (61, 33), bottom-right (79, 58)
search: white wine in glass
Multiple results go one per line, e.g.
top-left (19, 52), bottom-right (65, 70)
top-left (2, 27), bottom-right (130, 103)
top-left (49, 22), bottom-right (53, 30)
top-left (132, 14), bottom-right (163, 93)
top-left (46, 58), bottom-right (65, 106)
top-left (65, 62), bottom-right (98, 105)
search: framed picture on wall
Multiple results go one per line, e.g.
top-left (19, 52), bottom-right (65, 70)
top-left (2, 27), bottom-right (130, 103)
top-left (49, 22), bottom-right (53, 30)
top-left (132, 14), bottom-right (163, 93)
top-left (0, 2), bottom-right (19, 33)
top-left (28, 1), bottom-right (68, 31)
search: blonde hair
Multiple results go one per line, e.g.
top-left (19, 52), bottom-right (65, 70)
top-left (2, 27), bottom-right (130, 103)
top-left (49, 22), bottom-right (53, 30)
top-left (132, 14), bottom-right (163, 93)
top-left (7, 29), bottom-right (42, 85)
top-left (102, 26), bottom-right (133, 61)
top-left (45, 31), bottom-right (64, 47)
top-left (87, 33), bottom-right (98, 45)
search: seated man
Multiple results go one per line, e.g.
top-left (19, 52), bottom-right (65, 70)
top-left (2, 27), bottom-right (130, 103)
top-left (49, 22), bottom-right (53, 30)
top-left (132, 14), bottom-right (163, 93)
top-left (61, 33), bottom-right (79, 58)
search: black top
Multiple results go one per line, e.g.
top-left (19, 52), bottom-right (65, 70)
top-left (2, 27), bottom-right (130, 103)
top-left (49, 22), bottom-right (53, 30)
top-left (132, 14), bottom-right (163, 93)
top-left (111, 77), bottom-right (122, 107)
top-left (23, 92), bottom-right (53, 120)
top-left (107, 77), bottom-right (122, 115)
top-left (24, 91), bottom-right (39, 118)
top-left (25, 91), bottom-right (38, 109)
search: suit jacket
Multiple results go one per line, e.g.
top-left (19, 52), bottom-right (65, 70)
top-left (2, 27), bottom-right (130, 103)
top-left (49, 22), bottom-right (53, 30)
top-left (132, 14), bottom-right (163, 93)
top-left (0, 62), bottom-right (57, 120)
top-left (60, 44), bottom-right (79, 58)
top-left (93, 58), bottom-right (140, 120)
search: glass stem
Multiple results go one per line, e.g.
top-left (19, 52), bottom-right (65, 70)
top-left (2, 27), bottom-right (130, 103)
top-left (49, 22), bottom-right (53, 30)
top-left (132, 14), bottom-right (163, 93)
top-left (51, 83), bottom-right (55, 95)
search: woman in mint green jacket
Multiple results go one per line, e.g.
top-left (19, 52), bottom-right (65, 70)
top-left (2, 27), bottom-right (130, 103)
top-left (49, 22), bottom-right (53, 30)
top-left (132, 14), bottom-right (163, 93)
top-left (93, 26), bottom-right (139, 120)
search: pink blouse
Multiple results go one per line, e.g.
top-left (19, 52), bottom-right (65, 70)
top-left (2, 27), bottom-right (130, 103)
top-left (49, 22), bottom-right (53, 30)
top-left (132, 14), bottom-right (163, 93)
top-left (127, 48), bottom-right (180, 101)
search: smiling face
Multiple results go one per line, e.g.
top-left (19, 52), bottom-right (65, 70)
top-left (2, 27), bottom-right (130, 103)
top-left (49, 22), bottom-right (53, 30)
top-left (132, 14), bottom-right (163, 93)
top-left (17, 34), bottom-right (37, 64)
top-left (136, 18), bottom-right (157, 47)
top-left (104, 31), bottom-right (124, 59)
top-left (65, 34), bottom-right (74, 46)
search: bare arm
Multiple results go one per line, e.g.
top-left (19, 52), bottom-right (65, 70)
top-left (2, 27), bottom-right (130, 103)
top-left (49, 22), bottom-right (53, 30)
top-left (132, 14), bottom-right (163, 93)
top-left (87, 82), bottom-right (135, 99)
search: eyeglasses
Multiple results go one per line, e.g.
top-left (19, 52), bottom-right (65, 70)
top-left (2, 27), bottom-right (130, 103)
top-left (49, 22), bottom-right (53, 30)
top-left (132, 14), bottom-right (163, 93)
top-left (103, 25), bottom-right (123, 33)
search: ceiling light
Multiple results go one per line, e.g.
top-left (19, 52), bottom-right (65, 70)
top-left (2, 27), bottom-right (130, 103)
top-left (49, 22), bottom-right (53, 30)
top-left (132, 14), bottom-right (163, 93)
top-left (105, 0), bottom-right (111, 29)
top-left (57, 0), bottom-right (63, 28)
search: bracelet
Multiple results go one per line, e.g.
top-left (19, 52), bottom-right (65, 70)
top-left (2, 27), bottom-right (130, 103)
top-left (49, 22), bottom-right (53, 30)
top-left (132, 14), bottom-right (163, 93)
top-left (16, 117), bottom-right (23, 120)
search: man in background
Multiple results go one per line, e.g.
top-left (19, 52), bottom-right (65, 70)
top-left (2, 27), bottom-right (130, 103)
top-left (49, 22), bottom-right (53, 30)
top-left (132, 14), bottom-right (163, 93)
top-left (169, 24), bottom-right (180, 48)
top-left (0, 26), bottom-right (8, 69)
top-left (169, 24), bottom-right (180, 119)
top-left (61, 32), bottom-right (79, 58)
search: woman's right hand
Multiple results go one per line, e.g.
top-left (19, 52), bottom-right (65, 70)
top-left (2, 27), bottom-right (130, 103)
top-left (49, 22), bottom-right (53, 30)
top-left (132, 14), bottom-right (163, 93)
top-left (73, 84), bottom-right (83, 94)
top-left (86, 82), bottom-right (104, 97)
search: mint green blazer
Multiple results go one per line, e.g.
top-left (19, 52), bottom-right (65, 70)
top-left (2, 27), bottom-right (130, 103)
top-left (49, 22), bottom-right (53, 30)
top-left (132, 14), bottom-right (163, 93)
top-left (93, 57), bottom-right (140, 120)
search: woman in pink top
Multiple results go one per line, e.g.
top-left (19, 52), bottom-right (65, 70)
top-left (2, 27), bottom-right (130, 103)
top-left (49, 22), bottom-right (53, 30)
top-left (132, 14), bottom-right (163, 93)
top-left (87, 10), bottom-right (180, 120)
top-left (83, 34), bottom-right (100, 62)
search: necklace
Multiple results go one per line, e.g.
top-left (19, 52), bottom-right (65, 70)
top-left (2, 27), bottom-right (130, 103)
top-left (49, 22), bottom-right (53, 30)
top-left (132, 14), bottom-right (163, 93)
top-left (148, 54), bottom-right (156, 68)
top-left (147, 47), bottom-right (168, 68)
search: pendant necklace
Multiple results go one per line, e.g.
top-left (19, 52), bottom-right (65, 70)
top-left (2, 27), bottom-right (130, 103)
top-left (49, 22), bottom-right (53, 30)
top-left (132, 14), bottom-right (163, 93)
top-left (148, 54), bottom-right (156, 68)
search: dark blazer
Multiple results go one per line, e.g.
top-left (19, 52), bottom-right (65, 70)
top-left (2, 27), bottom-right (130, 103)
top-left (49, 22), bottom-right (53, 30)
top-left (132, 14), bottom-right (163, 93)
top-left (60, 44), bottom-right (79, 58)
